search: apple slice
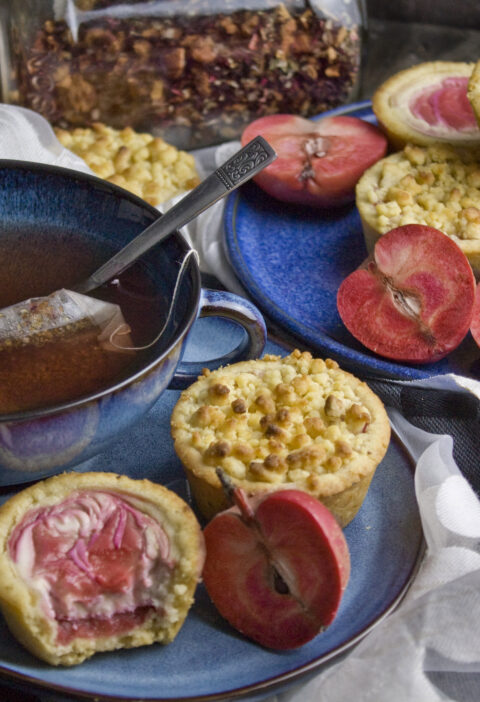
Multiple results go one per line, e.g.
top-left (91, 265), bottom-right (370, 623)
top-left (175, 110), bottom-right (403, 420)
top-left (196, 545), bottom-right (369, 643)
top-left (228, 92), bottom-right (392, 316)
top-left (241, 114), bottom-right (387, 208)
top-left (337, 224), bottom-right (476, 363)
top-left (202, 482), bottom-right (350, 650)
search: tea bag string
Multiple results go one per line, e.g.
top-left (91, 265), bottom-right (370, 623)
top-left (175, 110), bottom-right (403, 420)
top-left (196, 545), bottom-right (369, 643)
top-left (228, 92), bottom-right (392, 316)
top-left (108, 248), bottom-right (199, 352)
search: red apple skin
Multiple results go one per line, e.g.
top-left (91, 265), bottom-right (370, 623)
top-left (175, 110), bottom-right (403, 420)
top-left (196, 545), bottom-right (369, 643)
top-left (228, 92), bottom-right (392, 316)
top-left (202, 489), bottom-right (350, 650)
top-left (471, 283), bottom-right (480, 348)
top-left (337, 224), bottom-right (476, 363)
top-left (241, 114), bottom-right (387, 207)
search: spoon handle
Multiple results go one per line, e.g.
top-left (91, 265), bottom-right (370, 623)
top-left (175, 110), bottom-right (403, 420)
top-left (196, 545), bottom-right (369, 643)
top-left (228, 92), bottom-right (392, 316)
top-left (75, 136), bottom-right (276, 294)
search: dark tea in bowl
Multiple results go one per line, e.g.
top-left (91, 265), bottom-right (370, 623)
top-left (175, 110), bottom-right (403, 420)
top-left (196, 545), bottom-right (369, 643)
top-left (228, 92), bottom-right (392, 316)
top-left (0, 160), bottom-right (266, 485)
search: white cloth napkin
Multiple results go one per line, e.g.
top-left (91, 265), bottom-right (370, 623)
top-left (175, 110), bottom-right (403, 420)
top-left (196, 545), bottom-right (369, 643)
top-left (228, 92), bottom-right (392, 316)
top-left (2, 104), bottom-right (480, 701)
top-left (0, 104), bottom-right (94, 174)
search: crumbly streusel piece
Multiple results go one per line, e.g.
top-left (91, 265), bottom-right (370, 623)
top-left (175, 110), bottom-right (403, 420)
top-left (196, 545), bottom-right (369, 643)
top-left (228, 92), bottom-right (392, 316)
top-left (355, 142), bottom-right (480, 276)
top-left (55, 123), bottom-right (200, 206)
top-left (171, 350), bottom-right (391, 526)
top-left (467, 60), bottom-right (480, 128)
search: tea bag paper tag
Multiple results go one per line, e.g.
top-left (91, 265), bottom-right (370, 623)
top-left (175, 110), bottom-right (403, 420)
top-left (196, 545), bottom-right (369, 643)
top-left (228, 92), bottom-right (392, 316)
top-left (66, 290), bottom-right (134, 353)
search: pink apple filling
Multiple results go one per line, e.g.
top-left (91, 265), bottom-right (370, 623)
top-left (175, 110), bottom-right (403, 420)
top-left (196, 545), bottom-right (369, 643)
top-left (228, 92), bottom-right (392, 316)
top-left (8, 491), bottom-right (175, 645)
top-left (409, 77), bottom-right (477, 131)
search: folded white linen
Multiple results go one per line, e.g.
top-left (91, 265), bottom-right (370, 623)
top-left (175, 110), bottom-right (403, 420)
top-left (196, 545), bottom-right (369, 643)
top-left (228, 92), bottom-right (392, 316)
top-left (1, 104), bottom-right (480, 702)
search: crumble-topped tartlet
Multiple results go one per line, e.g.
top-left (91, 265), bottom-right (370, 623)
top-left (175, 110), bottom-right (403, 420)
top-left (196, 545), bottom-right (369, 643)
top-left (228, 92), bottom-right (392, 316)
top-left (171, 350), bottom-right (391, 527)
top-left (355, 142), bottom-right (480, 277)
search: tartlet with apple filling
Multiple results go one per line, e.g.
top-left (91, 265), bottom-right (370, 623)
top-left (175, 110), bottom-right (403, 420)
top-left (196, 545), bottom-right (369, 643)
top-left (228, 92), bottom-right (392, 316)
top-left (0, 472), bottom-right (205, 666)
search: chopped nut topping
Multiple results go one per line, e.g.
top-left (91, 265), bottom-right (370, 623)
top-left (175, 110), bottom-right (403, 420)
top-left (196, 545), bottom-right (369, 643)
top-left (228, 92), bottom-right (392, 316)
top-left (347, 404), bottom-right (370, 422)
top-left (233, 443), bottom-right (254, 460)
top-left (275, 383), bottom-right (295, 399)
top-left (255, 394), bottom-right (276, 413)
top-left (264, 454), bottom-right (285, 472)
top-left (232, 398), bottom-right (247, 414)
top-left (335, 439), bottom-right (352, 457)
top-left (275, 407), bottom-right (290, 423)
top-left (304, 416), bottom-right (325, 437)
top-left (205, 440), bottom-right (231, 460)
top-left (191, 405), bottom-right (224, 428)
top-left (264, 423), bottom-right (285, 439)
top-left (268, 439), bottom-right (284, 453)
top-left (292, 375), bottom-right (310, 396)
top-left (290, 433), bottom-right (311, 450)
top-left (286, 444), bottom-right (326, 467)
top-left (325, 456), bottom-right (342, 471)
top-left (209, 383), bottom-right (230, 397)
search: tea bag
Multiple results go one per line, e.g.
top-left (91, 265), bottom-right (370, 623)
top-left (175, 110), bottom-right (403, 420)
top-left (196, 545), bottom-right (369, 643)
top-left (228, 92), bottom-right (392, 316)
top-left (0, 290), bottom-right (134, 414)
top-left (0, 289), bottom-right (133, 353)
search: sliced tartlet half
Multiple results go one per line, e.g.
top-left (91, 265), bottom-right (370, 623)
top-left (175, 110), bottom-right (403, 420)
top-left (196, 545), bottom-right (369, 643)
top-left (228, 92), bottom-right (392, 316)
top-left (372, 61), bottom-right (480, 149)
top-left (0, 472), bottom-right (205, 666)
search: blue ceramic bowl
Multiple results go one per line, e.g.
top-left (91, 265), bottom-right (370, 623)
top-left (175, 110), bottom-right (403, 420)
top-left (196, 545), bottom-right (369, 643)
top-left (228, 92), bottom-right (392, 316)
top-left (0, 160), bottom-right (266, 485)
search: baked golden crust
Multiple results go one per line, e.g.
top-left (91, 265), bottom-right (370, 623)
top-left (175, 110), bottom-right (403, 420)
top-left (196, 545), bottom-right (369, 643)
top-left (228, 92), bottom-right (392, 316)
top-left (355, 143), bottom-right (480, 276)
top-left (372, 61), bottom-right (478, 150)
top-left (468, 60), bottom-right (480, 128)
top-left (0, 471), bottom-right (205, 666)
top-left (171, 350), bottom-right (391, 526)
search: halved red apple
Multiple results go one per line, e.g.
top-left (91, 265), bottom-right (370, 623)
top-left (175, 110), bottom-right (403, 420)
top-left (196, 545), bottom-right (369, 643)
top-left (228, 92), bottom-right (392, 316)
top-left (241, 114), bottom-right (387, 207)
top-left (337, 224), bottom-right (476, 363)
top-left (202, 487), bottom-right (350, 650)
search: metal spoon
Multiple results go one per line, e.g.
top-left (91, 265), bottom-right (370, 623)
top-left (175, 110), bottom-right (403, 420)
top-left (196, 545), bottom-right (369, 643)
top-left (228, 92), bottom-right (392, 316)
top-left (74, 135), bottom-right (276, 294)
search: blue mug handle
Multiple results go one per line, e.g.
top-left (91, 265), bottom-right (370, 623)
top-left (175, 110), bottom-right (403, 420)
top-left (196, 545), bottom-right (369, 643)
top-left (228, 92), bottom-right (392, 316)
top-left (169, 288), bottom-right (267, 390)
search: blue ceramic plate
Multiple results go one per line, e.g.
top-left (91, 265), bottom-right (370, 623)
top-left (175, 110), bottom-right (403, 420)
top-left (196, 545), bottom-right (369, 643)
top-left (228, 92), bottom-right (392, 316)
top-left (224, 101), bottom-right (480, 381)
top-left (0, 325), bottom-right (423, 702)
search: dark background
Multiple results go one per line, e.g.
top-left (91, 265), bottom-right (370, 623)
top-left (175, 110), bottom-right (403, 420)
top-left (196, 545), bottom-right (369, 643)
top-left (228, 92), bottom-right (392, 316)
top-left (360, 1), bottom-right (479, 99)
top-left (367, 0), bottom-right (480, 28)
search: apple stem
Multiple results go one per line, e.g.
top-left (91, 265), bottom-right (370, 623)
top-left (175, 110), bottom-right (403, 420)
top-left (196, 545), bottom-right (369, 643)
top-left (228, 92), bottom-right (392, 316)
top-left (215, 468), bottom-right (256, 524)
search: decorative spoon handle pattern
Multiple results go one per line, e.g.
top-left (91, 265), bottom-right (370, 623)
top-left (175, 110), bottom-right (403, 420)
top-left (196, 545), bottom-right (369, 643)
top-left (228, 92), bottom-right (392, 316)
top-left (76, 136), bottom-right (276, 294)
top-left (216, 136), bottom-right (276, 188)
